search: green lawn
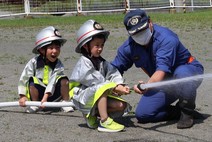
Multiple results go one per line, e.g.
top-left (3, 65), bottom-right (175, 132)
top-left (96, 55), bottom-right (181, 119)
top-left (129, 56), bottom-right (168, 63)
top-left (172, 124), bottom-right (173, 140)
top-left (0, 9), bottom-right (211, 30)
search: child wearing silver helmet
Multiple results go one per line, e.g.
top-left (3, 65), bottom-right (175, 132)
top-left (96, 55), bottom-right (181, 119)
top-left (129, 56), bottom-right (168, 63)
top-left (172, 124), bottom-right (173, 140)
top-left (69, 20), bottom-right (132, 132)
top-left (18, 26), bottom-right (74, 113)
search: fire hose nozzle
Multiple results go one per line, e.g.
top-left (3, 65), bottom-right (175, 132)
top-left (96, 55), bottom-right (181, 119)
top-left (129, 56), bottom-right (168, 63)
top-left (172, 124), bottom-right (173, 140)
top-left (137, 83), bottom-right (146, 91)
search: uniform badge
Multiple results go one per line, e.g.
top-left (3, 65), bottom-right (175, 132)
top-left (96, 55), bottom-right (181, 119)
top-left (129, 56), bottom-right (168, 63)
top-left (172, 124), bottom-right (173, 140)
top-left (93, 22), bottom-right (104, 30)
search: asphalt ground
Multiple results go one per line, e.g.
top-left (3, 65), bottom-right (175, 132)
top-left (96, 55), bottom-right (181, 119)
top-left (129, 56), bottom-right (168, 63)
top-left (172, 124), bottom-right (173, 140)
top-left (0, 18), bottom-right (212, 142)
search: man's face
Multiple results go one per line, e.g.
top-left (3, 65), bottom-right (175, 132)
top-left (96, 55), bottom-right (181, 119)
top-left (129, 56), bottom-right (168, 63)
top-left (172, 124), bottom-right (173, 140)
top-left (131, 27), bottom-right (153, 46)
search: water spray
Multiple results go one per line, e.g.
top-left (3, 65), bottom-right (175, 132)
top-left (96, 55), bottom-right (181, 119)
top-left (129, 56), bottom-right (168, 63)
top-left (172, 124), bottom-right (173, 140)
top-left (137, 73), bottom-right (212, 91)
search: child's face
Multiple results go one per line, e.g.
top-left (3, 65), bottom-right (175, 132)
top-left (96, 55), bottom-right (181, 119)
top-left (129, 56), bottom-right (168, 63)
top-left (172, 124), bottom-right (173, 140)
top-left (88, 37), bottom-right (105, 57)
top-left (39, 42), bottom-right (61, 62)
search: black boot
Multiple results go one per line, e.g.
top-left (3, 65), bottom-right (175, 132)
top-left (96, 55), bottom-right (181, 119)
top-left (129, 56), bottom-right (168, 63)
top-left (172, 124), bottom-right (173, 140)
top-left (177, 100), bottom-right (195, 129)
top-left (177, 111), bottom-right (194, 129)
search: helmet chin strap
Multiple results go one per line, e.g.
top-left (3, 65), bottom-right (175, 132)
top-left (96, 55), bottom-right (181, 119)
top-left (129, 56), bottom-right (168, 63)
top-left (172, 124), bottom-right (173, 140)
top-left (38, 47), bottom-right (48, 64)
top-left (44, 47), bottom-right (49, 64)
top-left (88, 46), bottom-right (93, 58)
top-left (84, 43), bottom-right (93, 58)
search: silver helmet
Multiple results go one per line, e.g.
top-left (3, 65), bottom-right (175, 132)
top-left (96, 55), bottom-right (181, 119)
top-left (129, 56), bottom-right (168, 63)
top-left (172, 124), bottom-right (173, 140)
top-left (75, 19), bottom-right (110, 53)
top-left (33, 26), bottom-right (67, 54)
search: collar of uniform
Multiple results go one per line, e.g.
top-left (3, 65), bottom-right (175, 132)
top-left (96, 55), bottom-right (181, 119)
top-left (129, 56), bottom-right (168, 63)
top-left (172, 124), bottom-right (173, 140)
top-left (36, 55), bottom-right (57, 69)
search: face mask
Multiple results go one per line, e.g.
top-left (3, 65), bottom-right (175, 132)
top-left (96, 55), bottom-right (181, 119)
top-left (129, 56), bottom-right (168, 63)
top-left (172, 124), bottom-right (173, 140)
top-left (131, 28), bottom-right (153, 46)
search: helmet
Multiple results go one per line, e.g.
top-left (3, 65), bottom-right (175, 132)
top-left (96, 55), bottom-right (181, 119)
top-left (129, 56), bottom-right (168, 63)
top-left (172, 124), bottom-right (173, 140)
top-left (75, 19), bottom-right (110, 53)
top-left (33, 26), bottom-right (67, 54)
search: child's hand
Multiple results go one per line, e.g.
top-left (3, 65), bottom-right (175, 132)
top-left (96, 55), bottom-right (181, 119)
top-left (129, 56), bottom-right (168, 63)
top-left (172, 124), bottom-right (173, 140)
top-left (113, 84), bottom-right (130, 96)
top-left (19, 95), bottom-right (28, 107)
top-left (40, 93), bottom-right (49, 108)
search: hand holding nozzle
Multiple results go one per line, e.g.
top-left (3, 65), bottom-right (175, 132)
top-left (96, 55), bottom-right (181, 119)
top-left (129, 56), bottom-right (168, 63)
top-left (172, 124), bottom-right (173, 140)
top-left (130, 81), bottom-right (147, 95)
top-left (137, 83), bottom-right (147, 91)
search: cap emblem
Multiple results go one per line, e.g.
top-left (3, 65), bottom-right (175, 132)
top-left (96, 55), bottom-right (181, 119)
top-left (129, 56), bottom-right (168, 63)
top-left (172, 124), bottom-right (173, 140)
top-left (128, 16), bottom-right (140, 26)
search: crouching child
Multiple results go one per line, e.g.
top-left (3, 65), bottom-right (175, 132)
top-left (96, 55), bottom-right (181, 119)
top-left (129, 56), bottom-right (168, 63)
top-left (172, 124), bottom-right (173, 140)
top-left (69, 20), bottom-right (132, 132)
top-left (18, 26), bottom-right (74, 113)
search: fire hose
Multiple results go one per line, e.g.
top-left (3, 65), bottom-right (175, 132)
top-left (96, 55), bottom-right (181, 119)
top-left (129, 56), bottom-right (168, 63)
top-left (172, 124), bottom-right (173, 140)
top-left (137, 73), bottom-right (212, 91)
top-left (0, 101), bottom-right (74, 108)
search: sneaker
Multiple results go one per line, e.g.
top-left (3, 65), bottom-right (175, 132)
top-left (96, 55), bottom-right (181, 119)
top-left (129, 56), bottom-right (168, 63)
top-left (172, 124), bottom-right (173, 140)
top-left (83, 114), bottom-right (98, 129)
top-left (61, 106), bottom-right (74, 112)
top-left (26, 106), bottom-right (39, 113)
top-left (98, 117), bottom-right (125, 132)
top-left (61, 100), bottom-right (75, 112)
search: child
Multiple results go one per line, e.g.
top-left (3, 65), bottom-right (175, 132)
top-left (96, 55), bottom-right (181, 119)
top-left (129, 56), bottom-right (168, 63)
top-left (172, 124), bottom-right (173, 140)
top-left (18, 26), bottom-right (74, 113)
top-left (69, 20), bottom-right (131, 132)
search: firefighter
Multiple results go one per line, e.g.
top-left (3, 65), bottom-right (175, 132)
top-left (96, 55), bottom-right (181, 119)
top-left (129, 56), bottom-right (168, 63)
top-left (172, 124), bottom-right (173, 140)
top-left (111, 9), bottom-right (204, 129)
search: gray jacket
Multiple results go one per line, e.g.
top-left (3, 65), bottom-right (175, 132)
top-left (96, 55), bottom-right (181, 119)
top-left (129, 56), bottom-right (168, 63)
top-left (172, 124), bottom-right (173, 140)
top-left (18, 55), bottom-right (66, 96)
top-left (69, 56), bottom-right (126, 114)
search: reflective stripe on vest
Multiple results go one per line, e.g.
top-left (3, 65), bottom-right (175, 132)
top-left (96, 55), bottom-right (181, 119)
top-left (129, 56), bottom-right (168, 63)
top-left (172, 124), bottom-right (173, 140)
top-left (43, 65), bottom-right (49, 85)
top-left (69, 82), bottom-right (80, 98)
top-left (86, 82), bottom-right (117, 118)
top-left (26, 77), bottom-right (40, 99)
top-left (85, 82), bottom-right (127, 118)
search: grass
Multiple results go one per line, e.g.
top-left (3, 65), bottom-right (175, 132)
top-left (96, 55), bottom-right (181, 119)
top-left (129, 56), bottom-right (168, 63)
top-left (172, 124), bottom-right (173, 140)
top-left (0, 14), bottom-right (125, 29)
top-left (0, 9), bottom-right (211, 29)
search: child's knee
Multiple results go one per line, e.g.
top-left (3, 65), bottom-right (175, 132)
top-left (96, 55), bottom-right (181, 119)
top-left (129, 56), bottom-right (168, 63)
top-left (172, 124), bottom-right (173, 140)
top-left (60, 78), bottom-right (69, 86)
top-left (29, 85), bottom-right (36, 92)
top-left (117, 101), bottom-right (127, 111)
